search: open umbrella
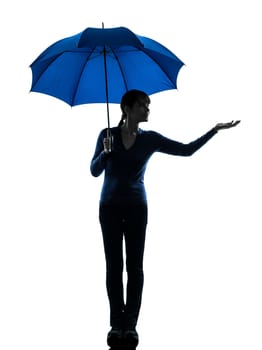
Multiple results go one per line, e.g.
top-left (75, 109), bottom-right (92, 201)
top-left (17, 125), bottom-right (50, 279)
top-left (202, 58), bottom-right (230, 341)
top-left (30, 25), bottom-right (184, 134)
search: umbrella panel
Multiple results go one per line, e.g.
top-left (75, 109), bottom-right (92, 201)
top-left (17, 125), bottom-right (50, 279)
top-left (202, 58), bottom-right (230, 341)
top-left (32, 52), bottom-right (89, 105)
top-left (74, 49), bottom-right (129, 105)
top-left (115, 49), bottom-right (179, 94)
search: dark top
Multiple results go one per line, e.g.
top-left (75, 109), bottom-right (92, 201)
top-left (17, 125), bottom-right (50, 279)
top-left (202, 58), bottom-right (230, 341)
top-left (90, 126), bottom-right (217, 205)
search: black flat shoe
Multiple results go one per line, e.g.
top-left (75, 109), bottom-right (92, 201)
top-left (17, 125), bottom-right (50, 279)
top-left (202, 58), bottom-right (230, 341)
top-left (107, 328), bottom-right (123, 348)
top-left (123, 329), bottom-right (139, 348)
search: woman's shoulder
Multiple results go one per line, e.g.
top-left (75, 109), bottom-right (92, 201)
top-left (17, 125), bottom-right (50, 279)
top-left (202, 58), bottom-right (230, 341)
top-left (99, 126), bottom-right (119, 136)
top-left (111, 126), bottom-right (119, 133)
top-left (140, 129), bottom-right (163, 138)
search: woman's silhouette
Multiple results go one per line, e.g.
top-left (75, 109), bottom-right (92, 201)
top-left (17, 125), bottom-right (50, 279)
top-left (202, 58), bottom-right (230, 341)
top-left (90, 89), bottom-right (240, 348)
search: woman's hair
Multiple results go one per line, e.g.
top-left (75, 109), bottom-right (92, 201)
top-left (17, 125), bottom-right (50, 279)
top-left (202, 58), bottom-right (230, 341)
top-left (118, 89), bottom-right (150, 126)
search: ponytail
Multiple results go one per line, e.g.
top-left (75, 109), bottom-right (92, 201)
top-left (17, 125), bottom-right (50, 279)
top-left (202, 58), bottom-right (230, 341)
top-left (118, 114), bottom-right (127, 127)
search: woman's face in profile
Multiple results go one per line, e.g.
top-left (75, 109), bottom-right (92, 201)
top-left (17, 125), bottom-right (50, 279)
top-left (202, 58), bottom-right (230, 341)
top-left (128, 98), bottom-right (150, 123)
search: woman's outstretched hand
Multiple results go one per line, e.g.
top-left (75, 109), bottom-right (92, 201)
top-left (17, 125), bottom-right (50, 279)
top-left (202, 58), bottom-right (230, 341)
top-left (214, 120), bottom-right (241, 131)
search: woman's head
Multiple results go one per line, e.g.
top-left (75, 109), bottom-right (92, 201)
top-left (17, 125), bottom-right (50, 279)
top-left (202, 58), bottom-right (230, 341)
top-left (119, 90), bottom-right (150, 126)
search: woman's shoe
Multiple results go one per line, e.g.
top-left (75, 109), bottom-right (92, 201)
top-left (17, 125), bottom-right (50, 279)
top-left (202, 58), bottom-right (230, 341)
top-left (107, 328), bottom-right (123, 348)
top-left (123, 329), bottom-right (139, 348)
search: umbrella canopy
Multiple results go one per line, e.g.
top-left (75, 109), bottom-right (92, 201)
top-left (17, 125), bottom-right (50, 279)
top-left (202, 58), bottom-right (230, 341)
top-left (30, 26), bottom-right (184, 128)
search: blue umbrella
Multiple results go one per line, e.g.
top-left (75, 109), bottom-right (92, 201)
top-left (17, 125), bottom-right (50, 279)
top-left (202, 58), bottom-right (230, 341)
top-left (30, 25), bottom-right (184, 131)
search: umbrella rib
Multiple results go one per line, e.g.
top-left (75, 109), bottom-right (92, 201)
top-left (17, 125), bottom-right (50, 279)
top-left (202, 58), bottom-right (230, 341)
top-left (141, 48), bottom-right (182, 88)
top-left (71, 48), bottom-right (95, 105)
top-left (31, 54), bottom-right (64, 90)
top-left (110, 47), bottom-right (129, 92)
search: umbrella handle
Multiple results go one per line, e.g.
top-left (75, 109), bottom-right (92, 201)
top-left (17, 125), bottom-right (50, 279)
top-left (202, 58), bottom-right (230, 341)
top-left (106, 128), bottom-right (113, 153)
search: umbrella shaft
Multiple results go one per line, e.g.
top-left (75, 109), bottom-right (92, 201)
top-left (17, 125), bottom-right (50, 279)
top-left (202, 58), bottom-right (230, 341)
top-left (103, 47), bottom-right (110, 131)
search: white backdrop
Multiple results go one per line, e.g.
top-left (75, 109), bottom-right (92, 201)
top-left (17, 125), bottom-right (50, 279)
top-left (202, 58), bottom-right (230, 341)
top-left (1, 1), bottom-right (261, 349)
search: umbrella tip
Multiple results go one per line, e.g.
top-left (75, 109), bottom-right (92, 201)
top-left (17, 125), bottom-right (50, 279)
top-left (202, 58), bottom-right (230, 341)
top-left (102, 22), bottom-right (104, 29)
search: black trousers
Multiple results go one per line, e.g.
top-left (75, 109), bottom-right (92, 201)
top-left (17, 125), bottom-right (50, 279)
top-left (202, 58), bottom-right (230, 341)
top-left (99, 203), bottom-right (148, 329)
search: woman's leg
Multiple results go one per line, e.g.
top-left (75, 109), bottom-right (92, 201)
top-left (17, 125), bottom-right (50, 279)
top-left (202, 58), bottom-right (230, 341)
top-left (99, 204), bottom-right (125, 329)
top-left (123, 204), bottom-right (148, 329)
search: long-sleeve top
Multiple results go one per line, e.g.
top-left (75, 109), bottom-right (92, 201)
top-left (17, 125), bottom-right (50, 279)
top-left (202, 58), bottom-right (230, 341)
top-left (90, 126), bottom-right (217, 205)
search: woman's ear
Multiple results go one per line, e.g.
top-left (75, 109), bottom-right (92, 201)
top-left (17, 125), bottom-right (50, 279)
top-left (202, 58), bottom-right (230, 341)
top-left (123, 105), bottom-right (130, 116)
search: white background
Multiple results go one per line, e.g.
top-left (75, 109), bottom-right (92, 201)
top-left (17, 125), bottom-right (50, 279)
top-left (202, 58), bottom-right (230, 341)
top-left (1, 1), bottom-right (261, 349)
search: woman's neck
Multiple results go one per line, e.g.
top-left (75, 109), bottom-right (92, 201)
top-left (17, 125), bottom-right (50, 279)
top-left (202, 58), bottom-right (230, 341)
top-left (122, 119), bottom-right (139, 135)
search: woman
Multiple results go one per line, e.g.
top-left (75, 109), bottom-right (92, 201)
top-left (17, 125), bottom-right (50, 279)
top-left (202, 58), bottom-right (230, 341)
top-left (90, 89), bottom-right (240, 348)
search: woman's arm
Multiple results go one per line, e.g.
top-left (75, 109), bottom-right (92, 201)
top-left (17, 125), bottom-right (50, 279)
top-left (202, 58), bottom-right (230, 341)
top-left (157, 120), bottom-right (240, 157)
top-left (157, 128), bottom-right (217, 156)
top-left (90, 129), bottom-right (109, 177)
